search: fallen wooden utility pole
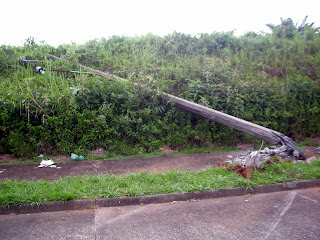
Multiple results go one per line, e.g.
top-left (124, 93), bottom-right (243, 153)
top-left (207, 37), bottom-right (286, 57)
top-left (49, 55), bottom-right (305, 159)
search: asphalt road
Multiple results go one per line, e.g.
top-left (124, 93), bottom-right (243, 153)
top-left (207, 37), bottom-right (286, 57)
top-left (1, 187), bottom-right (319, 240)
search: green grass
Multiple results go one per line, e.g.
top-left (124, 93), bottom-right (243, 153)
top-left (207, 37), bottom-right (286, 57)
top-left (1, 159), bottom-right (319, 207)
top-left (252, 159), bottom-right (320, 184)
top-left (296, 139), bottom-right (320, 147)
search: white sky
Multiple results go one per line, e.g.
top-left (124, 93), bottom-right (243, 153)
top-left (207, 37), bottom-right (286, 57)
top-left (1, 0), bottom-right (319, 47)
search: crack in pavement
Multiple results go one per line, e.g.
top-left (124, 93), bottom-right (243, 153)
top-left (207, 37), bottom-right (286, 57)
top-left (93, 206), bottom-right (147, 239)
top-left (264, 191), bottom-right (297, 240)
top-left (94, 209), bottom-right (98, 240)
top-left (297, 193), bottom-right (319, 204)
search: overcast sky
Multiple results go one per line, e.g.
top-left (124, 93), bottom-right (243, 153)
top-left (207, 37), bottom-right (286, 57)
top-left (1, 0), bottom-right (319, 47)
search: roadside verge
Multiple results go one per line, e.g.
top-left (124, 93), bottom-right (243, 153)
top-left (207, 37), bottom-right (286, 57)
top-left (1, 179), bottom-right (319, 215)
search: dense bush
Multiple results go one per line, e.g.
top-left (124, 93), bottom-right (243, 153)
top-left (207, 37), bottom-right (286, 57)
top-left (0, 18), bottom-right (319, 157)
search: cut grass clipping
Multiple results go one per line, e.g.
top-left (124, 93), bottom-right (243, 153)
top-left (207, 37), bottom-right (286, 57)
top-left (1, 159), bottom-right (320, 207)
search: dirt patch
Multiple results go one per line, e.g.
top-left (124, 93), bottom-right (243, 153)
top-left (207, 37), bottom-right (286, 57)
top-left (226, 165), bottom-right (253, 179)
top-left (287, 171), bottom-right (306, 179)
top-left (90, 148), bottom-right (105, 156)
top-left (0, 146), bottom-right (318, 182)
top-left (161, 145), bottom-right (176, 155)
top-left (51, 155), bottom-right (70, 161)
top-left (235, 143), bottom-right (254, 150)
top-left (301, 146), bottom-right (320, 159)
top-left (310, 137), bottom-right (320, 144)
top-left (0, 151), bottom-right (246, 181)
top-left (0, 154), bottom-right (18, 163)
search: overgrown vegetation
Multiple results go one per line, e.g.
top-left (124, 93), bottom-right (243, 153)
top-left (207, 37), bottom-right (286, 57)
top-left (1, 159), bottom-right (319, 207)
top-left (0, 17), bottom-right (319, 158)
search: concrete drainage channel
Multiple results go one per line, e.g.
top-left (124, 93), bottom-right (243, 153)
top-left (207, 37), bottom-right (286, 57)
top-left (1, 179), bottom-right (320, 215)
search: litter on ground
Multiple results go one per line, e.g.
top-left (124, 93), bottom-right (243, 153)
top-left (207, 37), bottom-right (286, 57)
top-left (71, 153), bottom-right (84, 161)
top-left (38, 159), bottom-right (61, 169)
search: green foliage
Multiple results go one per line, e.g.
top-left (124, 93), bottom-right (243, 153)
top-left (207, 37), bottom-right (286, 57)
top-left (266, 16), bottom-right (319, 39)
top-left (297, 139), bottom-right (320, 147)
top-left (252, 159), bottom-right (320, 184)
top-left (0, 17), bottom-right (319, 158)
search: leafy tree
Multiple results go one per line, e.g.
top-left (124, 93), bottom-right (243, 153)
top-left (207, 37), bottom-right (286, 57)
top-left (267, 16), bottom-right (319, 39)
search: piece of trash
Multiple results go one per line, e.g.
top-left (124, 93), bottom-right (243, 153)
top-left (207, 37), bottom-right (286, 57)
top-left (0, 169), bottom-right (7, 174)
top-left (71, 153), bottom-right (78, 160)
top-left (38, 159), bottom-right (60, 169)
top-left (38, 154), bottom-right (44, 158)
top-left (188, 198), bottom-right (199, 202)
top-left (39, 159), bottom-right (54, 166)
top-left (71, 153), bottom-right (84, 160)
top-left (306, 156), bottom-right (317, 164)
top-left (36, 66), bottom-right (45, 74)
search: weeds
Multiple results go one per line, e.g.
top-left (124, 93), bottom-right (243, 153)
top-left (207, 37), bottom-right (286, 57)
top-left (0, 159), bottom-right (319, 207)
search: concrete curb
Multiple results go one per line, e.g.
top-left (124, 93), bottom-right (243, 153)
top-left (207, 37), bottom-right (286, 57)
top-left (1, 179), bottom-right (320, 215)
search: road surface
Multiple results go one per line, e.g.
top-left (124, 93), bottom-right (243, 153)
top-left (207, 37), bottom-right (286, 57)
top-left (1, 187), bottom-right (319, 239)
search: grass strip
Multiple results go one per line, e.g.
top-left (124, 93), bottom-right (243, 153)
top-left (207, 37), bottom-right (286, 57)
top-left (1, 159), bottom-right (320, 207)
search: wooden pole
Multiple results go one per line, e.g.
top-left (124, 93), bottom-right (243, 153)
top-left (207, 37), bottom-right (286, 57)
top-left (163, 93), bottom-right (282, 144)
top-left (22, 60), bottom-right (41, 64)
top-left (49, 55), bottom-right (305, 158)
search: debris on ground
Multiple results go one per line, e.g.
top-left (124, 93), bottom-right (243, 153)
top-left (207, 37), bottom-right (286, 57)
top-left (225, 144), bottom-right (319, 171)
top-left (0, 169), bottom-right (7, 174)
top-left (71, 153), bottom-right (84, 160)
top-left (223, 144), bottom-right (318, 178)
top-left (161, 145), bottom-right (175, 155)
top-left (37, 159), bottom-right (61, 169)
top-left (316, 147), bottom-right (320, 154)
top-left (306, 156), bottom-right (317, 164)
top-left (90, 148), bottom-right (104, 156)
